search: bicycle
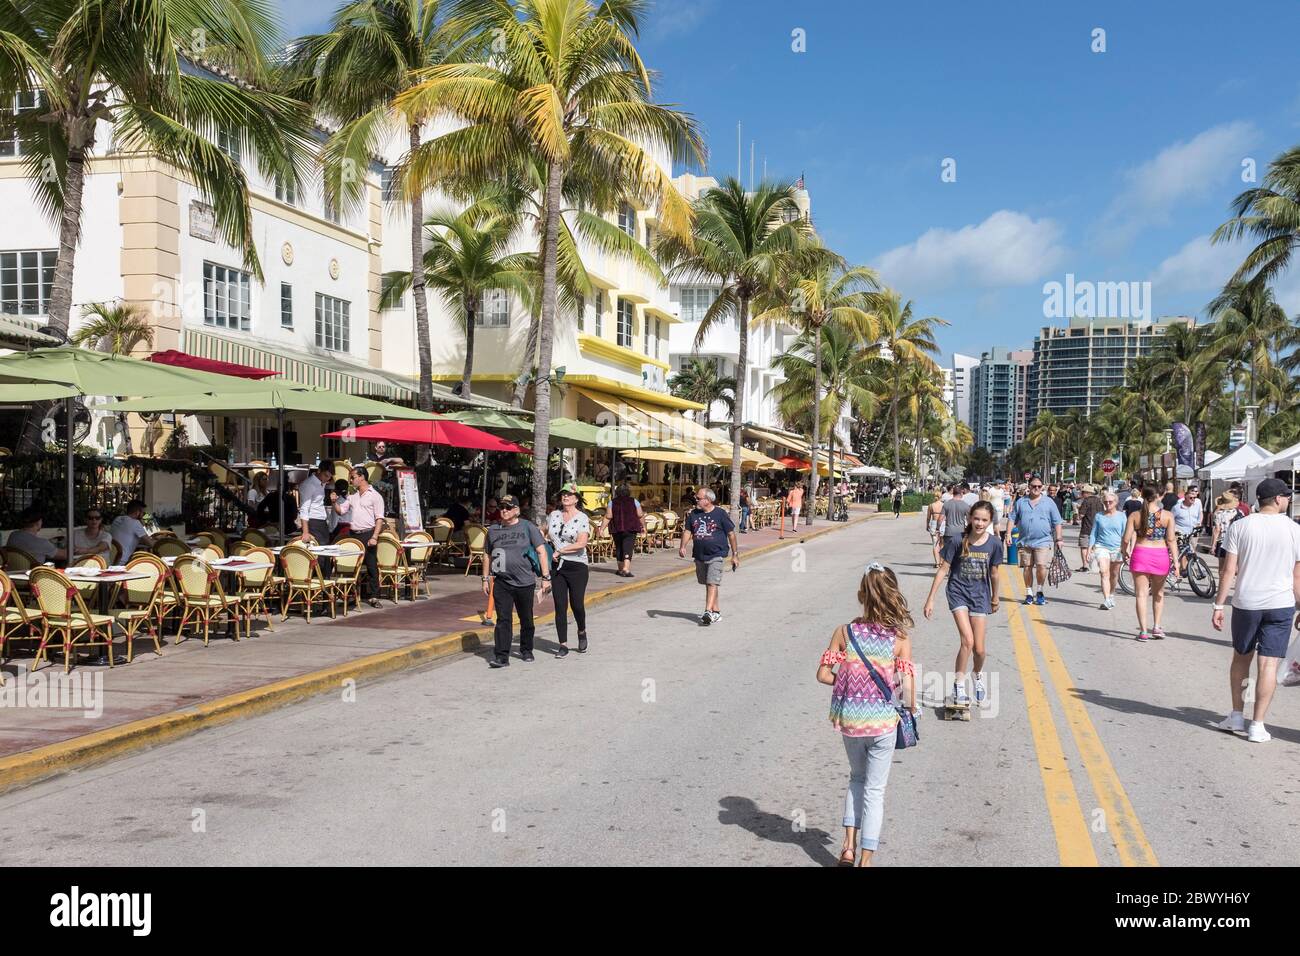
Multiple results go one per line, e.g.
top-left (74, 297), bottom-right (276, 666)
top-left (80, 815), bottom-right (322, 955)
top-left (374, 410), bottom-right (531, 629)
top-left (1116, 534), bottom-right (1215, 598)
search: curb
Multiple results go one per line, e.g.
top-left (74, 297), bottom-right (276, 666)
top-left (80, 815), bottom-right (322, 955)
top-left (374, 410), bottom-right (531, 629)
top-left (0, 507), bottom-right (886, 795)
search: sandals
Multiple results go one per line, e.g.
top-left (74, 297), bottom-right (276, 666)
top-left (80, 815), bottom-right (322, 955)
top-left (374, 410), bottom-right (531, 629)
top-left (837, 847), bottom-right (856, 867)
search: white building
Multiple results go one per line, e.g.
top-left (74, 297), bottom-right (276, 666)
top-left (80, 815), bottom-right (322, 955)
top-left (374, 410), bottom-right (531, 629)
top-left (950, 352), bottom-right (979, 427)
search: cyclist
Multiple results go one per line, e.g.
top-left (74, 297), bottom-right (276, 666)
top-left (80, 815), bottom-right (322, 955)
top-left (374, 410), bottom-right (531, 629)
top-left (1171, 485), bottom-right (1204, 576)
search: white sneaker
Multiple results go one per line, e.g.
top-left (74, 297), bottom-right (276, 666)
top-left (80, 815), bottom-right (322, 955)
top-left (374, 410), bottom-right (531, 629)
top-left (953, 681), bottom-right (970, 705)
top-left (973, 674), bottom-right (987, 704)
top-left (1247, 722), bottom-right (1271, 743)
top-left (709, 610), bottom-right (721, 624)
top-left (1214, 712), bottom-right (1245, 733)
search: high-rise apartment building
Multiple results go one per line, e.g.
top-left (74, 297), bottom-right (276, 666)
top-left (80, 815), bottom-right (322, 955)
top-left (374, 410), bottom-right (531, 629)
top-left (970, 347), bottom-right (1033, 453)
top-left (950, 352), bottom-right (979, 426)
top-left (1028, 316), bottom-right (1193, 417)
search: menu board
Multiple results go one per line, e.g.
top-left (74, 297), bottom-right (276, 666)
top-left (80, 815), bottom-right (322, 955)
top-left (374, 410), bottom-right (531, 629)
top-left (396, 468), bottom-right (422, 534)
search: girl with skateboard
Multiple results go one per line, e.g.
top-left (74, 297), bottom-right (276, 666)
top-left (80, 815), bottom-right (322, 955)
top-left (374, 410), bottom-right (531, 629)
top-left (924, 501), bottom-right (1002, 708)
top-left (816, 564), bottom-right (917, 867)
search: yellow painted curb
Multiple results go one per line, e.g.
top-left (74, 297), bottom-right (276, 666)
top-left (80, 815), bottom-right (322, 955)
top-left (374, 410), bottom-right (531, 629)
top-left (0, 508), bottom-right (884, 796)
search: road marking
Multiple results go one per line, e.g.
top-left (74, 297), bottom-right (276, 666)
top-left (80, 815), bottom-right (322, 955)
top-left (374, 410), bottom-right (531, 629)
top-left (1001, 568), bottom-right (1099, 866)
top-left (1015, 574), bottom-right (1160, 867)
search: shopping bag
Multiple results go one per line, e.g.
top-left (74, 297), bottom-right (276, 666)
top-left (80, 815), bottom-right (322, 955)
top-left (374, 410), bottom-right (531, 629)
top-left (1047, 545), bottom-right (1073, 588)
top-left (1280, 629), bottom-right (1300, 688)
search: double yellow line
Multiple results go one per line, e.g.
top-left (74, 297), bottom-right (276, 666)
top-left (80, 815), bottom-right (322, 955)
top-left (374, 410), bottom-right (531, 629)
top-left (1002, 567), bottom-right (1159, 866)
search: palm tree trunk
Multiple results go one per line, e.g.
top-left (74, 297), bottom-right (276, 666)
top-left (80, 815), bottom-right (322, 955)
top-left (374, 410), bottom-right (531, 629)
top-left (728, 293), bottom-right (750, 519)
top-left (408, 124), bottom-right (433, 415)
top-left (461, 299), bottom-right (476, 399)
top-left (529, 161), bottom-right (564, 526)
top-left (915, 405), bottom-right (924, 484)
top-left (808, 324), bottom-right (821, 523)
top-left (512, 310), bottom-right (540, 408)
top-left (19, 144), bottom-right (87, 453)
top-left (890, 365), bottom-right (901, 483)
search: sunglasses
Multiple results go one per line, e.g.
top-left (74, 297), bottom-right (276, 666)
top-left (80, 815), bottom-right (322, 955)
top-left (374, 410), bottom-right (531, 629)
top-left (1029, 484), bottom-right (1043, 489)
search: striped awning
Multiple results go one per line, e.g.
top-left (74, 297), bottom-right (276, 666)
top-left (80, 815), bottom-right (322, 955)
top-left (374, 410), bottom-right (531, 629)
top-left (0, 313), bottom-right (61, 350)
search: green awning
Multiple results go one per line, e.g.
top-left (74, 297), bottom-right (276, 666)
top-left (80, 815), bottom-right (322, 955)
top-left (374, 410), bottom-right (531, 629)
top-left (0, 382), bottom-right (81, 403)
top-left (105, 382), bottom-right (439, 420)
top-left (0, 314), bottom-right (61, 349)
top-left (0, 347), bottom-right (276, 396)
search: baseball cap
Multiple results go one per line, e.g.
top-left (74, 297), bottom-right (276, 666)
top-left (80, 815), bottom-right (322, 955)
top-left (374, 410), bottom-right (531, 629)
top-left (498, 495), bottom-right (520, 510)
top-left (1256, 478), bottom-right (1291, 501)
top-left (559, 482), bottom-right (579, 495)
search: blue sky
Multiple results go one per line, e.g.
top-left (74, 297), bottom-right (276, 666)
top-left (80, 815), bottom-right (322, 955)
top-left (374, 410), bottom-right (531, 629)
top-left (280, 0), bottom-right (1300, 361)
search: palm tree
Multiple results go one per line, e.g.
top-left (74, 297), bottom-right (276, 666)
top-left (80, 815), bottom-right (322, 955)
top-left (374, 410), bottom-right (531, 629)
top-left (1057, 408), bottom-right (1089, 480)
top-left (899, 363), bottom-right (946, 483)
top-left (669, 358), bottom-right (736, 429)
top-left (1206, 282), bottom-right (1297, 411)
top-left (68, 301), bottom-right (153, 452)
top-left (380, 197), bottom-right (536, 399)
top-left (395, 0), bottom-right (703, 524)
top-left (1124, 355), bottom-right (1168, 468)
top-left (753, 248), bottom-right (878, 513)
top-left (859, 289), bottom-right (946, 484)
top-left (1149, 323), bottom-right (1219, 465)
top-left (1026, 410), bottom-right (1067, 480)
top-left (4, 0), bottom-right (312, 450)
top-left (1213, 146), bottom-right (1300, 294)
top-left (658, 179), bottom-right (809, 515)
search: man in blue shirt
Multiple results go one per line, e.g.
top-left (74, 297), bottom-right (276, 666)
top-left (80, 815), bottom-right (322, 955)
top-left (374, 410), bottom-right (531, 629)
top-left (1005, 475), bottom-right (1064, 605)
top-left (679, 487), bottom-right (739, 626)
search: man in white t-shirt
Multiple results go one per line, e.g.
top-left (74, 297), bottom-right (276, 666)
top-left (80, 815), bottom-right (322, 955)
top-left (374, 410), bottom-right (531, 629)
top-left (110, 500), bottom-right (153, 560)
top-left (1211, 478), bottom-right (1300, 743)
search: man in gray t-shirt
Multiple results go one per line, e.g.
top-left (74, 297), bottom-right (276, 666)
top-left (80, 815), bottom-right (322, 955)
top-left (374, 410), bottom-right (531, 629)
top-left (940, 495), bottom-right (971, 542)
top-left (483, 495), bottom-right (551, 668)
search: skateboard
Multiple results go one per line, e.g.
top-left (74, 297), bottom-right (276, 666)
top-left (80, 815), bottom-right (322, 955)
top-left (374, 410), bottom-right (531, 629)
top-left (941, 696), bottom-right (972, 721)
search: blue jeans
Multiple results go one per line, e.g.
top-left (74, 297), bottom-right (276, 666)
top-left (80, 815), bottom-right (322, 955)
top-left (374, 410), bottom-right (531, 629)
top-left (842, 731), bottom-right (896, 849)
top-left (739, 505), bottom-right (751, 530)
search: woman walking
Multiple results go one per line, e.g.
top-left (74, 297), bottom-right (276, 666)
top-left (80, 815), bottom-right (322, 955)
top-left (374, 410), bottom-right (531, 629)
top-left (1122, 487), bottom-right (1178, 642)
top-left (1086, 490), bottom-right (1126, 610)
top-left (816, 564), bottom-right (916, 867)
top-left (606, 483), bottom-right (643, 578)
top-left (548, 482), bottom-right (591, 656)
top-left (923, 501), bottom-right (1002, 706)
top-left (926, 491), bottom-right (944, 568)
top-left (1210, 491), bottom-right (1239, 563)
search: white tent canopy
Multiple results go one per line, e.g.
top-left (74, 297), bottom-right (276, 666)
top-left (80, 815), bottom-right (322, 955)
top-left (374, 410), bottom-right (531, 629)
top-left (1196, 441), bottom-right (1268, 481)
top-left (849, 465), bottom-right (892, 478)
top-left (1244, 440), bottom-right (1300, 482)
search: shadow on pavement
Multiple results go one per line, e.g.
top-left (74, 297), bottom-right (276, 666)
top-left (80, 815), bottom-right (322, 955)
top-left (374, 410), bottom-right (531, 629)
top-left (717, 796), bottom-right (839, 867)
top-left (646, 609), bottom-right (707, 624)
top-left (1069, 688), bottom-right (1300, 744)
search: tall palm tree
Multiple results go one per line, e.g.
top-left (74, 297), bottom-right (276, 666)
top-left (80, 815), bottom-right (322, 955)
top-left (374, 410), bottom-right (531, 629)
top-left (1213, 145), bottom-right (1300, 294)
top-left (1206, 282), bottom-right (1296, 410)
top-left (658, 179), bottom-right (808, 515)
top-left (1149, 322), bottom-right (1218, 465)
top-left (899, 362), bottom-right (946, 484)
top-left (68, 301), bottom-right (153, 452)
top-left (1124, 355), bottom-right (1168, 468)
top-left (1056, 408), bottom-right (1089, 480)
top-left (3, 0), bottom-right (312, 450)
top-left (1026, 410), bottom-right (1067, 480)
top-left (395, 0), bottom-right (703, 524)
top-left (859, 289), bottom-right (946, 484)
top-left (668, 357), bottom-right (736, 429)
top-left (753, 247), bottom-right (878, 513)
top-left (380, 197), bottom-right (536, 398)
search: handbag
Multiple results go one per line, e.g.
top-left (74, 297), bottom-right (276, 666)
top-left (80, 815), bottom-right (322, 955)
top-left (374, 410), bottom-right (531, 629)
top-left (845, 626), bottom-right (919, 750)
top-left (1047, 545), bottom-right (1073, 587)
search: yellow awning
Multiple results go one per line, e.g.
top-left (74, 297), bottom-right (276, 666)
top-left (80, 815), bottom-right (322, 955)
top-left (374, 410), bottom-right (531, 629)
top-left (621, 448), bottom-right (714, 466)
top-left (744, 425), bottom-right (813, 456)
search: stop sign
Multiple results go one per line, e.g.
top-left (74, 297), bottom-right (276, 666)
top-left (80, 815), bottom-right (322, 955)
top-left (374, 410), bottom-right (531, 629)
top-left (1102, 459), bottom-right (1117, 475)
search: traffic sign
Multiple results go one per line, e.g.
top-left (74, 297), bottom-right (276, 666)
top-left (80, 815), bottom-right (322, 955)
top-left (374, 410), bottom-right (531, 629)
top-left (1102, 459), bottom-right (1117, 475)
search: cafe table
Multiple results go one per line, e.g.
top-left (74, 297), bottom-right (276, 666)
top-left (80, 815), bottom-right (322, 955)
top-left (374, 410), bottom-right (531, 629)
top-left (10, 566), bottom-right (153, 665)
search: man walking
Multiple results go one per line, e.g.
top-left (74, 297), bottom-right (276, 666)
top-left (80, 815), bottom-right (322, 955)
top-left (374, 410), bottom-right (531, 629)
top-left (1005, 475), bottom-right (1064, 606)
top-left (297, 460), bottom-right (333, 576)
top-left (679, 487), bottom-right (739, 626)
top-left (1076, 483), bottom-right (1103, 571)
top-left (483, 495), bottom-right (550, 667)
top-left (1212, 478), bottom-right (1300, 743)
top-left (939, 483), bottom-right (971, 549)
top-left (786, 481), bottom-right (805, 530)
top-left (339, 465), bottom-right (385, 608)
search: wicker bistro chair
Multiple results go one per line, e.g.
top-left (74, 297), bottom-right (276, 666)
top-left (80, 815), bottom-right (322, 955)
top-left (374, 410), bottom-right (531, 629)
top-left (638, 513), bottom-right (660, 554)
top-left (229, 540), bottom-right (253, 556)
top-left (0, 569), bottom-right (42, 682)
top-left (118, 552), bottom-right (180, 635)
top-left (200, 544), bottom-right (225, 562)
top-left (173, 555), bottom-right (245, 645)
top-left (69, 554), bottom-right (108, 606)
top-left (428, 523), bottom-right (453, 566)
top-left (462, 525), bottom-right (488, 577)
top-left (376, 535), bottom-right (416, 603)
top-left (28, 567), bottom-right (117, 672)
top-left (154, 538), bottom-right (190, 560)
top-left (329, 538), bottom-right (365, 614)
top-left (110, 556), bottom-right (166, 662)
top-left (660, 510), bottom-right (679, 544)
top-left (232, 546), bottom-right (277, 634)
top-left (587, 519), bottom-right (611, 563)
top-left (278, 543), bottom-right (338, 622)
top-left (1, 547), bottom-right (37, 574)
top-left (242, 528), bottom-right (270, 549)
top-left (404, 530), bottom-right (435, 599)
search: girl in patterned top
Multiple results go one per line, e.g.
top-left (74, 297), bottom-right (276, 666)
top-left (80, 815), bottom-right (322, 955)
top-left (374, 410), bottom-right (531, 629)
top-left (817, 564), bottom-right (917, 867)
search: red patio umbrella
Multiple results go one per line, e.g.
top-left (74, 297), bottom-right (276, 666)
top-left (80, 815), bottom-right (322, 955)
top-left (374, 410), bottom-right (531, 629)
top-left (321, 419), bottom-right (529, 453)
top-left (778, 455), bottom-right (810, 470)
top-left (148, 350), bottom-right (278, 379)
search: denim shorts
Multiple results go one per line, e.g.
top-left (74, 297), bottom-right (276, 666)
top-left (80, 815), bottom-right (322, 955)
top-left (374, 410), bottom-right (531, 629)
top-left (1230, 606), bottom-right (1293, 658)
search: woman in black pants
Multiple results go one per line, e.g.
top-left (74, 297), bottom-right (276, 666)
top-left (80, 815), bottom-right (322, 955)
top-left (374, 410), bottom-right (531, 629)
top-left (606, 483), bottom-right (643, 577)
top-left (548, 482), bottom-right (592, 656)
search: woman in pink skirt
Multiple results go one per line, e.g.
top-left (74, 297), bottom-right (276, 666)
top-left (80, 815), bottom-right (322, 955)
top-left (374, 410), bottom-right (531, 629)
top-left (1122, 487), bottom-right (1179, 642)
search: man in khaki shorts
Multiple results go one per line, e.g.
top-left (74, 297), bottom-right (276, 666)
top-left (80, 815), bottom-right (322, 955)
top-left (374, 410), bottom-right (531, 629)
top-left (1005, 475), bottom-right (1064, 606)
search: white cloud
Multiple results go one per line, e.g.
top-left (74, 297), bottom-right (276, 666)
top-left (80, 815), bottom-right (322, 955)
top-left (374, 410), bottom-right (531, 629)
top-left (647, 0), bottom-right (718, 39)
top-left (872, 210), bottom-right (1066, 292)
top-left (1149, 235), bottom-right (1246, 295)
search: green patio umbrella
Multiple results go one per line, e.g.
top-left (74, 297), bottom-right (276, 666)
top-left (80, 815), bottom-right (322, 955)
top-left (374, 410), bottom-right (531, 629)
top-left (108, 384), bottom-right (438, 539)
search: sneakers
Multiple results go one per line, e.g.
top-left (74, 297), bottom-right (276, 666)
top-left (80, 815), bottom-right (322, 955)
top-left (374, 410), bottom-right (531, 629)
top-left (700, 612), bottom-right (712, 627)
top-left (1247, 722), bottom-right (1271, 743)
top-left (1034, 593), bottom-right (1046, 606)
top-left (521, 651), bottom-right (535, 662)
top-left (1023, 594), bottom-right (1034, 606)
top-left (1136, 631), bottom-right (1150, 642)
top-left (1215, 712), bottom-right (1245, 733)
top-left (577, 631), bottom-right (588, 653)
top-left (953, 681), bottom-right (970, 705)
top-left (488, 656), bottom-right (509, 668)
top-left (1151, 627), bottom-right (1166, 640)
top-left (556, 644), bottom-right (569, 658)
top-left (1099, 600), bottom-right (1110, 611)
top-left (1106, 596), bottom-right (1115, 609)
top-left (709, 610), bottom-right (721, 624)
top-left (973, 674), bottom-right (987, 704)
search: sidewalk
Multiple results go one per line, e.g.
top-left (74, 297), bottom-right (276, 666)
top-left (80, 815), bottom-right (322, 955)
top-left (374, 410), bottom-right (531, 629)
top-left (0, 505), bottom-right (880, 791)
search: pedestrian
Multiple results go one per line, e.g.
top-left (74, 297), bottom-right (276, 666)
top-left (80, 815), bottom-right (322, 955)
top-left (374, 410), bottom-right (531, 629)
top-left (891, 485), bottom-right (903, 518)
top-left (1004, 475), bottom-right (1063, 606)
top-left (816, 563), bottom-right (917, 867)
top-left (1087, 490), bottom-right (1126, 610)
top-left (961, 482), bottom-right (978, 508)
top-left (606, 483), bottom-right (643, 577)
top-left (1171, 484), bottom-right (1203, 577)
top-left (1076, 483), bottom-right (1103, 571)
top-left (1161, 480), bottom-right (1179, 513)
top-left (548, 482), bottom-right (590, 657)
top-left (1122, 482), bottom-right (1147, 518)
top-left (787, 481), bottom-right (805, 529)
top-left (338, 465), bottom-right (386, 608)
top-left (1212, 478), bottom-right (1300, 743)
top-left (938, 483), bottom-right (971, 552)
top-left (924, 500), bottom-right (1002, 706)
top-left (483, 494), bottom-right (550, 667)
top-left (925, 490), bottom-right (945, 568)
top-left (1228, 482), bottom-right (1251, 517)
top-left (678, 487), bottom-right (739, 626)
top-left (1121, 487), bottom-right (1177, 642)
top-left (1209, 491), bottom-right (1240, 560)
top-left (739, 487), bottom-right (752, 533)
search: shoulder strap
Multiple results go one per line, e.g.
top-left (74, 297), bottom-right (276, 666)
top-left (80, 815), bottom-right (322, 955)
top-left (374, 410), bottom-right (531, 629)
top-left (844, 623), bottom-right (896, 704)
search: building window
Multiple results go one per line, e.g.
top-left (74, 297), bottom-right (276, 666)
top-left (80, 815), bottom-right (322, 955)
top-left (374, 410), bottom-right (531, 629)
top-left (217, 126), bottom-right (239, 164)
top-left (0, 90), bottom-right (45, 157)
top-left (203, 262), bottom-right (251, 331)
top-left (380, 274), bottom-right (403, 310)
top-left (280, 283), bottom-right (293, 328)
top-left (0, 249), bottom-right (56, 316)
top-left (617, 203), bottom-right (636, 238)
top-left (680, 286), bottom-right (719, 325)
top-left (314, 293), bottom-right (350, 352)
top-left (477, 289), bottom-right (510, 327)
top-left (617, 298), bottom-right (634, 348)
top-left (324, 420), bottom-right (343, 460)
top-left (381, 167), bottom-right (397, 202)
top-left (594, 290), bottom-right (605, 337)
top-left (275, 176), bottom-right (296, 205)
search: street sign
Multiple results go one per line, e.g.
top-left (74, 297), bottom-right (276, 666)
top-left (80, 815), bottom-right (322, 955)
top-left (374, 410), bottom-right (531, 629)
top-left (1102, 459), bottom-right (1117, 475)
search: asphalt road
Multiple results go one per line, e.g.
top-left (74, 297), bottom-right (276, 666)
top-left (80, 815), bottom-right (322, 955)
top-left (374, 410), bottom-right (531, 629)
top-left (0, 514), bottom-right (1296, 866)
